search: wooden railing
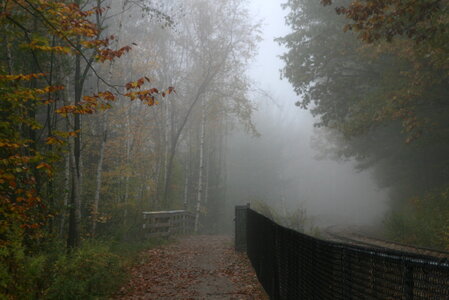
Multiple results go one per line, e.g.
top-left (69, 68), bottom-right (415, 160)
top-left (142, 210), bottom-right (194, 238)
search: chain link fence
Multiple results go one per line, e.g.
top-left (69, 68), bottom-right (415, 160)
top-left (239, 207), bottom-right (449, 299)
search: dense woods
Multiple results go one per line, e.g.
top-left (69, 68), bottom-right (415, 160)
top-left (2, 0), bottom-right (449, 298)
top-left (0, 0), bottom-right (258, 298)
top-left (278, 0), bottom-right (449, 249)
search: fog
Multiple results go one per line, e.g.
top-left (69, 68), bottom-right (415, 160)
top-left (6, 0), bottom-right (447, 253)
top-left (224, 0), bottom-right (387, 229)
top-left (226, 101), bottom-right (388, 228)
top-left (4, 1), bottom-right (449, 297)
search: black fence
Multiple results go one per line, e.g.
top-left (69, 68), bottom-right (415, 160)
top-left (235, 205), bottom-right (249, 251)
top-left (239, 207), bottom-right (449, 300)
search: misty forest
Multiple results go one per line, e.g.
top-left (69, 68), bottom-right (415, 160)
top-left (1, 0), bottom-right (449, 299)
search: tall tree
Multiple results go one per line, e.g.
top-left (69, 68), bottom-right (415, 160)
top-left (279, 0), bottom-right (449, 248)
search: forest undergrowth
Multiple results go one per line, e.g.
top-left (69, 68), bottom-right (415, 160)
top-left (1, 234), bottom-right (170, 300)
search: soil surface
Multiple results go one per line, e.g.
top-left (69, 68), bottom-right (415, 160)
top-left (114, 235), bottom-right (268, 300)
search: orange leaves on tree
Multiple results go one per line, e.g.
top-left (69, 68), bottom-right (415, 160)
top-left (98, 91), bottom-right (115, 101)
top-left (97, 45), bottom-right (133, 62)
top-left (56, 104), bottom-right (95, 116)
top-left (22, 40), bottom-right (72, 54)
top-left (125, 77), bottom-right (174, 106)
top-left (0, 141), bottom-right (21, 149)
top-left (39, 1), bottom-right (99, 38)
top-left (45, 136), bottom-right (64, 145)
top-left (0, 0), bottom-right (176, 246)
top-left (81, 39), bottom-right (108, 49)
top-left (162, 86), bottom-right (176, 97)
top-left (36, 162), bottom-right (51, 170)
top-left (125, 77), bottom-right (151, 90)
top-left (36, 162), bottom-right (53, 176)
top-left (56, 91), bottom-right (116, 117)
top-left (0, 141), bottom-right (46, 240)
top-left (0, 73), bottom-right (47, 82)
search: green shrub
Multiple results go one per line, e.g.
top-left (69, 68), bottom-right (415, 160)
top-left (45, 241), bottom-right (122, 300)
top-left (385, 186), bottom-right (449, 250)
top-left (0, 231), bottom-right (166, 300)
top-left (0, 226), bottom-right (46, 300)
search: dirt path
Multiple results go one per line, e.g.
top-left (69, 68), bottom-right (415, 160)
top-left (115, 235), bottom-right (268, 300)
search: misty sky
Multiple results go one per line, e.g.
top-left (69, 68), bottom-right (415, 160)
top-left (228, 0), bottom-right (388, 227)
top-left (247, 1), bottom-right (296, 106)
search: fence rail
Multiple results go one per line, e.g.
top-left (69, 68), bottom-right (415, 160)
top-left (142, 210), bottom-right (194, 238)
top-left (237, 207), bottom-right (449, 299)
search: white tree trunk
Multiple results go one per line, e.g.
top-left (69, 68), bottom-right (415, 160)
top-left (162, 101), bottom-right (170, 202)
top-left (92, 0), bottom-right (127, 231)
top-left (59, 73), bottom-right (71, 237)
top-left (194, 98), bottom-right (206, 232)
top-left (67, 133), bottom-right (81, 248)
top-left (204, 151), bottom-right (209, 205)
top-left (183, 151), bottom-right (189, 210)
top-left (123, 105), bottom-right (132, 225)
top-left (92, 125), bottom-right (107, 236)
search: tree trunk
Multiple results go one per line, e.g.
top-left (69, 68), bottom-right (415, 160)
top-left (59, 149), bottom-right (70, 238)
top-left (154, 104), bottom-right (164, 207)
top-left (194, 98), bottom-right (207, 232)
top-left (123, 106), bottom-right (132, 225)
top-left (91, 126), bottom-right (107, 236)
top-left (162, 101), bottom-right (170, 205)
top-left (183, 150), bottom-right (189, 210)
top-left (163, 77), bottom-right (211, 205)
top-left (5, 33), bottom-right (13, 75)
top-left (91, 0), bottom-right (126, 234)
top-left (204, 148), bottom-right (210, 205)
top-left (67, 135), bottom-right (81, 249)
top-left (67, 45), bottom-right (82, 249)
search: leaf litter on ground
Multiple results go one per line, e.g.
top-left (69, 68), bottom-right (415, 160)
top-left (113, 235), bottom-right (268, 300)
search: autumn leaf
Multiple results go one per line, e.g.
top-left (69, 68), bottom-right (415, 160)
top-left (45, 136), bottom-right (65, 145)
top-left (36, 162), bottom-right (51, 170)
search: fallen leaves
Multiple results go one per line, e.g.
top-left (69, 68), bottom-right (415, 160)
top-left (114, 236), bottom-right (268, 300)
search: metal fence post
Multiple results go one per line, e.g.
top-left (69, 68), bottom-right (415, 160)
top-left (342, 248), bottom-right (353, 299)
top-left (404, 264), bottom-right (414, 300)
top-left (273, 224), bottom-right (280, 300)
top-left (235, 203), bottom-right (249, 252)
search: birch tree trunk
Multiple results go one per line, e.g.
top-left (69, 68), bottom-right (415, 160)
top-left (92, 125), bottom-right (107, 236)
top-left (123, 106), bottom-right (132, 225)
top-left (91, 0), bottom-right (127, 234)
top-left (194, 98), bottom-right (207, 232)
top-left (163, 101), bottom-right (169, 203)
top-left (183, 149), bottom-right (189, 210)
top-left (154, 104), bottom-right (164, 207)
top-left (67, 135), bottom-right (81, 249)
top-left (204, 150), bottom-right (209, 205)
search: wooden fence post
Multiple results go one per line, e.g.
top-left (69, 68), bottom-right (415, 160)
top-left (142, 210), bottom-right (194, 239)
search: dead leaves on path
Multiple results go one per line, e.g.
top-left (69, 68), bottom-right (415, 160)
top-left (114, 236), bottom-right (268, 300)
